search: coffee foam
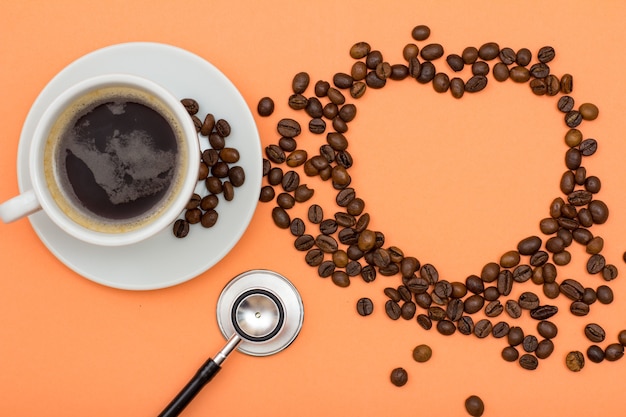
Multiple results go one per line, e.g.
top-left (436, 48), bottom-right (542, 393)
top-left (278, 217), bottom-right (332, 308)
top-left (44, 85), bottom-right (188, 234)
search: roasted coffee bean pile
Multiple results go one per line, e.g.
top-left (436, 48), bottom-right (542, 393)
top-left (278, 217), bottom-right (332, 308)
top-left (257, 24), bottom-right (624, 392)
top-left (173, 98), bottom-right (246, 238)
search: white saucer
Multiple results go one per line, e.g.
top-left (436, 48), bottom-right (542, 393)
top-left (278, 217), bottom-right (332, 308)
top-left (16, 43), bottom-right (262, 290)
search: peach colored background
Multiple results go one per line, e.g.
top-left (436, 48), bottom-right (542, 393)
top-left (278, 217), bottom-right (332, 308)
top-left (2, 1), bottom-right (626, 416)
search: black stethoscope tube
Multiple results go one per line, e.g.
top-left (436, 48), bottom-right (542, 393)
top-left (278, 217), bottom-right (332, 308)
top-left (158, 334), bottom-right (241, 417)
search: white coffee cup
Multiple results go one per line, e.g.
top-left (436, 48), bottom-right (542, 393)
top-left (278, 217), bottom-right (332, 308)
top-left (0, 74), bottom-right (200, 246)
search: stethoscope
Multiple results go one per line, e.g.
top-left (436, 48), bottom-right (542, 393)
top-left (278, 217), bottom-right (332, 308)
top-left (158, 270), bottom-right (304, 417)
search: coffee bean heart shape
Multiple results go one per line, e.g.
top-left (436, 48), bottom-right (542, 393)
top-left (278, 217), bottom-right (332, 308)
top-left (257, 25), bottom-right (620, 373)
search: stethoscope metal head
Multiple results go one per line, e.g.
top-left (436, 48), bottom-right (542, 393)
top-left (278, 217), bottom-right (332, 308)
top-left (217, 269), bottom-right (304, 356)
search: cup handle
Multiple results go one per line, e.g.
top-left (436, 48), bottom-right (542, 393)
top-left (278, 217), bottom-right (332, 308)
top-left (0, 190), bottom-right (42, 223)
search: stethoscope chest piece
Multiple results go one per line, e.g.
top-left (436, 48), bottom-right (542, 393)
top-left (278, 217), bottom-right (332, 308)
top-left (216, 269), bottom-right (304, 356)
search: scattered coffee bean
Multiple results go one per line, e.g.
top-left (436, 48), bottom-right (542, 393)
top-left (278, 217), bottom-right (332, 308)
top-left (464, 395), bottom-right (485, 417)
top-left (356, 297), bottom-right (374, 316)
top-left (390, 367), bottom-right (408, 387)
top-left (566, 351), bottom-right (585, 372)
top-left (412, 344), bottom-right (433, 362)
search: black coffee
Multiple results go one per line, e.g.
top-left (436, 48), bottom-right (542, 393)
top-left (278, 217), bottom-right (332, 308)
top-left (46, 86), bottom-right (185, 233)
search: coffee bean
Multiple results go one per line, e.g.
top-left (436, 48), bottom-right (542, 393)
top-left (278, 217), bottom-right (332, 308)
top-left (201, 194), bottom-right (219, 211)
top-left (432, 73), bottom-right (450, 93)
top-left (304, 97), bottom-right (326, 118)
top-left (317, 261), bottom-right (335, 278)
top-left (587, 345), bottom-right (605, 363)
top-left (356, 297), bottom-right (374, 316)
top-left (535, 339), bottom-right (555, 359)
top-left (412, 344), bottom-right (432, 362)
top-left (519, 354), bottom-right (539, 370)
top-left (478, 42), bottom-right (499, 60)
top-left (587, 254), bottom-right (606, 274)
top-left (259, 186), bottom-right (275, 203)
top-left (588, 200), bottom-right (609, 224)
top-left (417, 61), bottom-right (436, 83)
top-left (517, 236), bottom-right (542, 255)
top-left (333, 72), bottom-right (353, 89)
top-left (579, 102), bottom-right (599, 121)
top-left (566, 351), bottom-right (585, 372)
top-left (530, 78), bottom-right (547, 95)
top-left (401, 301), bottom-right (417, 320)
top-left (446, 54), bottom-right (464, 71)
top-left (281, 170), bottom-right (300, 192)
top-left (596, 285), bottom-right (614, 304)
top-left (530, 305), bottom-right (558, 320)
top-left (558, 96), bottom-right (575, 113)
top-left (420, 43), bottom-right (444, 61)
top-left (277, 118), bottom-right (301, 138)
top-left (417, 314), bottom-right (432, 330)
top-left (272, 207), bottom-right (291, 229)
top-left (288, 93), bottom-right (308, 110)
top-left (465, 275), bottom-right (484, 294)
top-left (315, 218), bottom-right (335, 235)
top-left (561, 73), bottom-right (574, 93)
top-left (565, 110), bottom-right (583, 128)
top-left (292, 72), bottom-right (310, 94)
top-left (288, 218), bottom-right (306, 237)
top-left (305, 249), bottom-right (324, 267)
top-left (350, 41), bottom-right (371, 59)
top-left (464, 395), bottom-right (485, 417)
top-left (464, 294), bottom-right (485, 314)
top-left (537, 320), bottom-right (558, 339)
top-left (508, 326), bottom-right (525, 346)
top-left (522, 335), bottom-right (539, 353)
top-left (485, 300), bottom-right (503, 317)
top-left (474, 319), bottom-right (492, 338)
top-left (350, 61), bottom-right (367, 81)
top-left (390, 367), bottom-right (408, 387)
top-left (222, 181), bottom-right (234, 201)
top-left (172, 219), bottom-right (190, 238)
top-left (497, 271), bottom-right (513, 296)
top-left (211, 161), bottom-right (229, 178)
top-left (449, 77), bottom-right (465, 98)
top-left (181, 98), bottom-right (199, 115)
top-left (390, 64), bottom-right (409, 80)
top-left (331, 271), bottom-right (350, 288)
top-left (324, 88), bottom-right (345, 107)
top-left (605, 343), bottom-right (625, 362)
top-left (579, 138), bottom-right (598, 156)
top-left (266, 144), bottom-right (286, 164)
top-left (465, 75), bottom-right (488, 92)
top-left (200, 210), bottom-right (218, 228)
top-left (411, 24), bottom-right (430, 41)
top-left (437, 319), bottom-right (456, 336)
top-left (257, 97), bottom-right (274, 117)
top-left (346, 260), bottom-right (362, 276)
top-left (496, 46), bottom-right (515, 64)
top-left (516, 48), bottom-right (532, 66)
top-left (385, 300), bottom-right (401, 320)
top-left (294, 234), bottom-right (315, 251)
top-left (185, 208), bottom-right (202, 224)
top-left (537, 46), bottom-right (555, 63)
top-left (505, 300), bottom-right (522, 319)
top-left (513, 265), bottom-right (532, 283)
top-left (560, 278), bottom-right (584, 301)
top-left (308, 118), bottom-right (326, 134)
top-left (502, 346), bottom-right (519, 362)
top-left (530, 62), bottom-right (550, 78)
top-left (266, 168), bottom-right (282, 187)
top-left (480, 262), bottom-right (500, 283)
top-left (363, 70), bottom-right (386, 89)
top-left (316, 234), bottom-right (338, 253)
top-left (492, 321), bottom-right (510, 338)
top-left (446, 298), bottom-right (464, 321)
top-left (457, 316), bottom-right (474, 335)
top-left (584, 323), bottom-right (606, 343)
top-left (510, 66), bottom-right (530, 83)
